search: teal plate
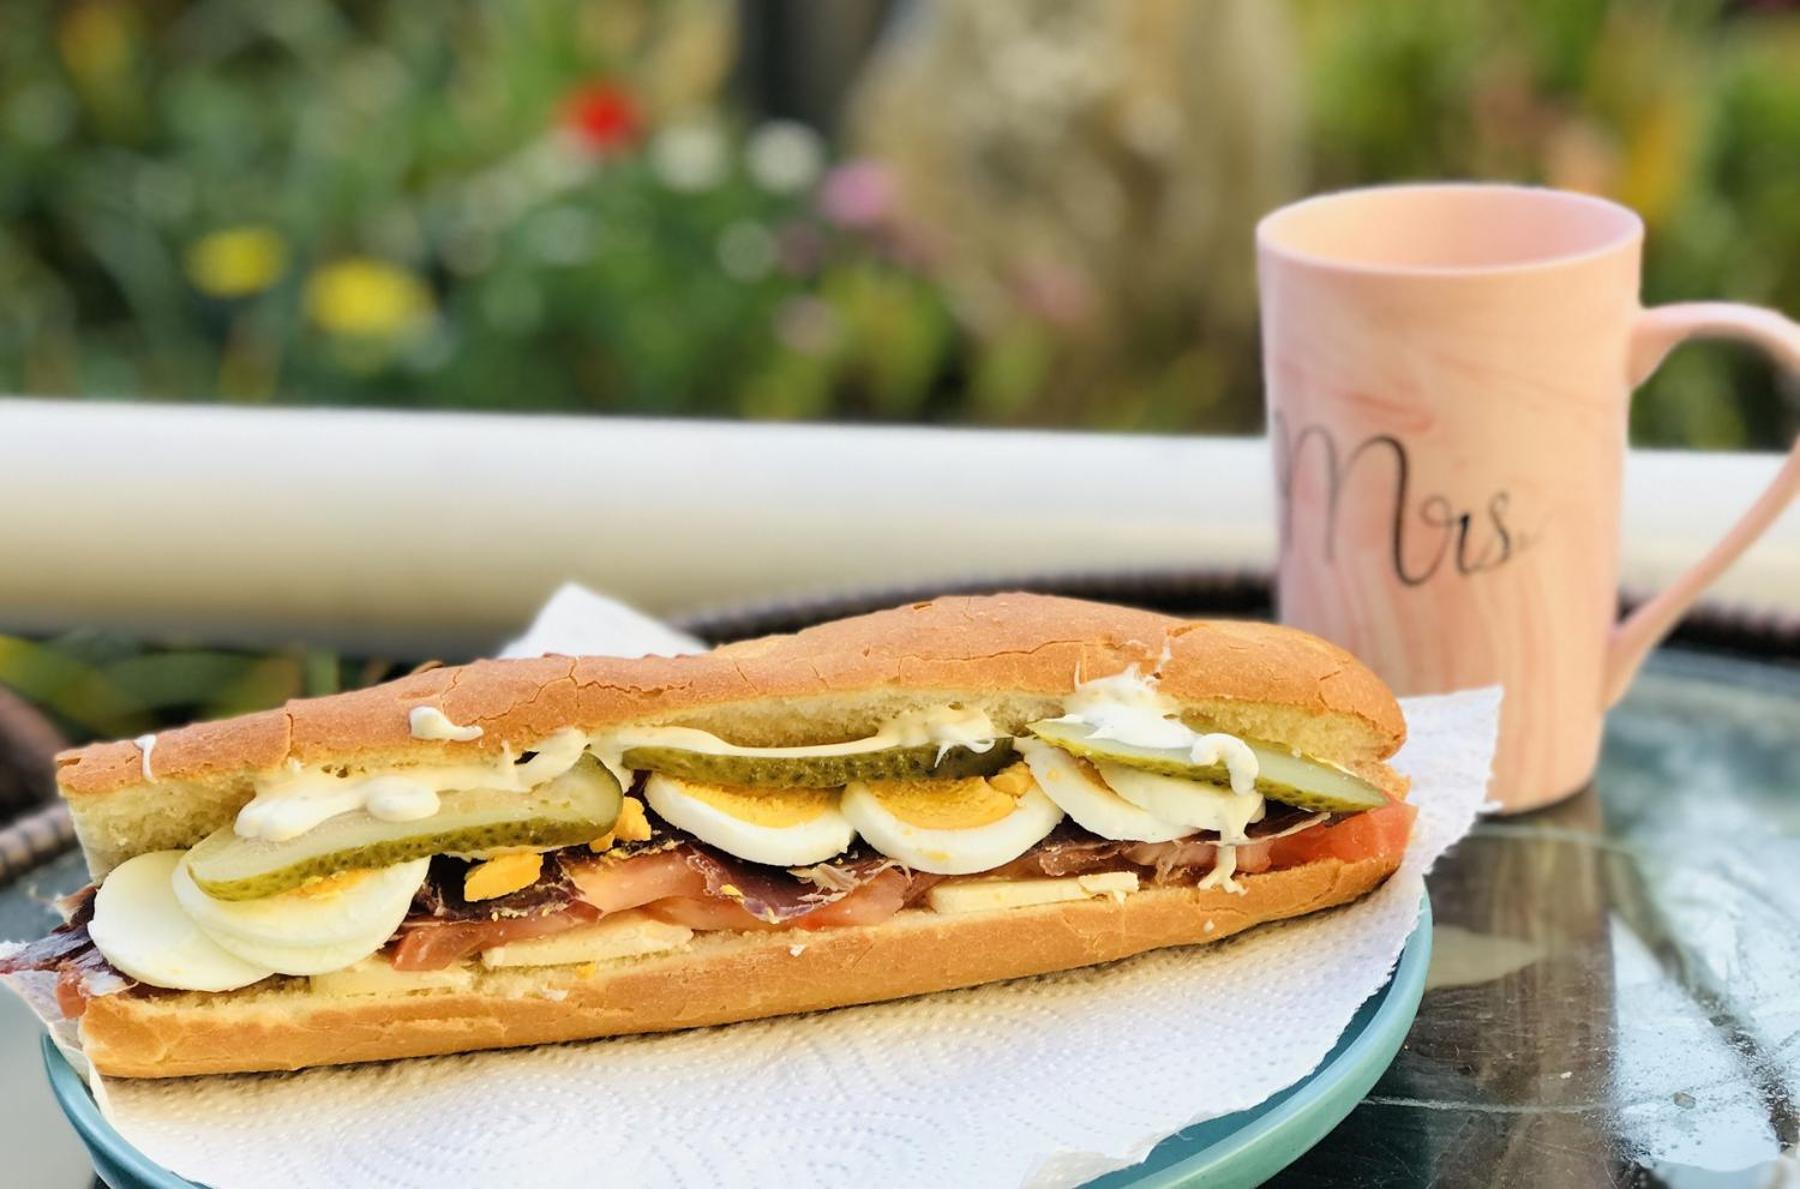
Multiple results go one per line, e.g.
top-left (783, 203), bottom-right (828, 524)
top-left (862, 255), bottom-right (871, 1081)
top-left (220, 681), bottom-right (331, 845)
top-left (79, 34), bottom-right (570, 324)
top-left (43, 1038), bottom-right (191, 1189)
top-left (1086, 896), bottom-right (1432, 1188)
top-left (43, 898), bottom-right (1431, 1189)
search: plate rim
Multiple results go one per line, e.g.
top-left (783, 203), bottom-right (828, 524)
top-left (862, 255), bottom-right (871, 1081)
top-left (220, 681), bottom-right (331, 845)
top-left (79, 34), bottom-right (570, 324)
top-left (43, 1039), bottom-right (196, 1188)
top-left (1100, 893), bottom-right (1432, 1187)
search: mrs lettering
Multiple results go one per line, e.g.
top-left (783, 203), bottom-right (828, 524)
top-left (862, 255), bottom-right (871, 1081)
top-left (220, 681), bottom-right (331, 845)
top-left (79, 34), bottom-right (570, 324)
top-left (1273, 415), bottom-right (1526, 586)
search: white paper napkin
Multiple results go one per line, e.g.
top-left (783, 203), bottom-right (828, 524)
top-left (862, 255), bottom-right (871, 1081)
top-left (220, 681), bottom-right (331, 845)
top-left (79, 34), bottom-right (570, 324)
top-left (33, 587), bottom-right (1500, 1188)
top-left (498, 581), bottom-right (705, 659)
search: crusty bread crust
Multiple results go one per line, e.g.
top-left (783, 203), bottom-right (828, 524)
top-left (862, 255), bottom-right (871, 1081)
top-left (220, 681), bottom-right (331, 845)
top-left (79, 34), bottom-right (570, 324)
top-left (56, 595), bottom-right (1406, 876)
top-left (78, 850), bottom-right (1401, 1078)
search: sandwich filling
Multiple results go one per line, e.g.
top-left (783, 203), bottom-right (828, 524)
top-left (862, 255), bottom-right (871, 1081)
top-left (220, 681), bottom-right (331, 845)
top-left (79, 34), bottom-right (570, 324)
top-left (4, 670), bottom-right (1414, 1014)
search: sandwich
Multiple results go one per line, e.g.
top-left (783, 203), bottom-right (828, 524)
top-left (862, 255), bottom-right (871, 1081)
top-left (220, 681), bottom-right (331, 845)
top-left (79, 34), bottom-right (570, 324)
top-left (1, 593), bottom-right (1415, 1078)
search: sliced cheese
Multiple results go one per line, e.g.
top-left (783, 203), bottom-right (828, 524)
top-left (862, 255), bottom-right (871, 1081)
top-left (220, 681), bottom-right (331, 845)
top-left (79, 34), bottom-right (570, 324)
top-left (480, 911), bottom-right (693, 969)
top-left (310, 955), bottom-right (477, 997)
top-left (926, 871), bottom-right (1140, 915)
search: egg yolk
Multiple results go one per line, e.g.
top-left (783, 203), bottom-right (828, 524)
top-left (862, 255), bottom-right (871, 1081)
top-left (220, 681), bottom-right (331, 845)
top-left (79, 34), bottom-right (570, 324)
top-left (862, 763), bottom-right (1035, 829)
top-left (677, 781), bottom-right (841, 827)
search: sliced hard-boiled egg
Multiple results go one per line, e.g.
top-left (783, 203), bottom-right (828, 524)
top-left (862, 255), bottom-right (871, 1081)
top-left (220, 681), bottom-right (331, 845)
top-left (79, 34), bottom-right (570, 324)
top-left (842, 764), bottom-right (1063, 875)
top-left (88, 851), bottom-right (275, 992)
top-left (1017, 738), bottom-right (1195, 844)
top-left (643, 773), bottom-right (855, 866)
top-left (1093, 762), bottom-right (1264, 839)
top-left (172, 854), bottom-right (429, 976)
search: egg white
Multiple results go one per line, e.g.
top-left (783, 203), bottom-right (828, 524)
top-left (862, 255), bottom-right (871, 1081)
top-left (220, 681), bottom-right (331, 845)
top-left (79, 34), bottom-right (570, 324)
top-left (841, 777), bottom-right (1064, 875)
top-left (172, 855), bottom-right (429, 976)
top-left (643, 773), bottom-right (856, 866)
top-left (1018, 738), bottom-right (1195, 843)
top-left (1093, 762), bottom-right (1264, 839)
top-left (88, 851), bottom-right (275, 992)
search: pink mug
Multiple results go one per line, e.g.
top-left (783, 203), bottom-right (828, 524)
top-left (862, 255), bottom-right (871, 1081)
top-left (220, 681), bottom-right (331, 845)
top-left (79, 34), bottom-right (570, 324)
top-left (1259, 183), bottom-right (1799, 812)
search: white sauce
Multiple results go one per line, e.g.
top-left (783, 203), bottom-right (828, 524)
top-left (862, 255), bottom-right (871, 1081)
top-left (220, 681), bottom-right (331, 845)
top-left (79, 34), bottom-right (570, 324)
top-left (1055, 668), bottom-right (1264, 893)
top-left (408, 706), bottom-right (484, 742)
top-left (234, 729), bottom-right (589, 842)
top-left (134, 734), bottom-right (157, 781)
top-left (1197, 845), bottom-right (1243, 895)
top-left (1052, 669), bottom-right (1260, 795)
top-left (360, 776), bottom-right (444, 823)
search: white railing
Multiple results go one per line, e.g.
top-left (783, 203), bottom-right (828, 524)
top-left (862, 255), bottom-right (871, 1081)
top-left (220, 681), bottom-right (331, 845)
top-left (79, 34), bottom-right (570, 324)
top-left (1, 398), bottom-right (1794, 652)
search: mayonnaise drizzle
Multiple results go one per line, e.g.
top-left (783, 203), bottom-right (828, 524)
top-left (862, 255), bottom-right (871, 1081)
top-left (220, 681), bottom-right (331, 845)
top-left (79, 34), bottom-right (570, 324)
top-left (234, 729), bottom-right (589, 843)
top-left (1197, 845), bottom-right (1241, 894)
top-left (408, 706), bottom-right (484, 742)
top-left (1051, 669), bottom-right (1261, 795)
top-left (1054, 668), bottom-right (1264, 893)
top-left (134, 734), bottom-right (157, 781)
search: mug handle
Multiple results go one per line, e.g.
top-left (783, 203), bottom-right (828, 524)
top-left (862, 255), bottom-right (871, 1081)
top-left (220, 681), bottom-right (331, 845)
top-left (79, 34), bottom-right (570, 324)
top-left (1603, 302), bottom-right (1800, 708)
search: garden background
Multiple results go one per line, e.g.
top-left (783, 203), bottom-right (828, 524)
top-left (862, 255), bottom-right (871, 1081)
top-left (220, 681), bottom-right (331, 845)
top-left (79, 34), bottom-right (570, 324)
top-left (0, 0), bottom-right (1796, 763)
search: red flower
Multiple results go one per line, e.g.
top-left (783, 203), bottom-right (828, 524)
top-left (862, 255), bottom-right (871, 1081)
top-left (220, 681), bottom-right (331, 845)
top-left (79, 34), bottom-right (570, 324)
top-left (563, 82), bottom-right (640, 152)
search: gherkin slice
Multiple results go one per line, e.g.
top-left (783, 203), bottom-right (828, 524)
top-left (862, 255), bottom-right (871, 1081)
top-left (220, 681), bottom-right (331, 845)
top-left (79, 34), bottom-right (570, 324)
top-left (1025, 719), bottom-right (1387, 815)
top-left (186, 755), bottom-right (621, 901)
top-left (620, 739), bottom-right (1015, 789)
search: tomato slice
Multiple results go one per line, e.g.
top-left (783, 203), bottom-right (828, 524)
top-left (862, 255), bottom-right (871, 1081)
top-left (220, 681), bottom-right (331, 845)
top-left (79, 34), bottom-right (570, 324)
top-left (1266, 801), bottom-right (1416, 869)
top-left (791, 868), bottom-right (911, 931)
top-left (391, 904), bottom-right (599, 971)
top-left (565, 848), bottom-right (709, 913)
top-left (643, 868), bottom-right (916, 934)
top-left (642, 896), bottom-right (778, 932)
top-left (393, 849), bottom-right (722, 970)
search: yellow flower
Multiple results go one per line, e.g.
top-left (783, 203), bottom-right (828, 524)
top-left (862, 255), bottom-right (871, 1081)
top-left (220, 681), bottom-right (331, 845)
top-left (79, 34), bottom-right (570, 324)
top-left (185, 227), bottom-right (289, 299)
top-left (58, 2), bottom-right (133, 89)
top-left (304, 258), bottom-right (434, 339)
top-left (1617, 94), bottom-right (1698, 229)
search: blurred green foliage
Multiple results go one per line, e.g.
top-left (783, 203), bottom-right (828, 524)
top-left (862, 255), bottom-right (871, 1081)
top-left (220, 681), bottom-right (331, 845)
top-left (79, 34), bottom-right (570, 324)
top-left (1296, 0), bottom-right (1799, 448)
top-left (0, 0), bottom-right (965, 425)
top-left (0, 629), bottom-right (397, 743)
top-left (0, 0), bottom-right (1794, 449)
top-left (0, 0), bottom-right (1795, 751)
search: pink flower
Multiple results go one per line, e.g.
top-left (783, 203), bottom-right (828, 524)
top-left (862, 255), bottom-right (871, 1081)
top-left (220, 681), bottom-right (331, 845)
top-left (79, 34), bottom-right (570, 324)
top-left (818, 160), bottom-right (896, 229)
top-left (1014, 259), bottom-right (1094, 328)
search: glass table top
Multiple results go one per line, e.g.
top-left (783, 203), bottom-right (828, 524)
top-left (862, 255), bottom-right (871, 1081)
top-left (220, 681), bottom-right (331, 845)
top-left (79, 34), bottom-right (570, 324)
top-left (1280, 649), bottom-right (1800, 1187)
top-left (1, 647), bottom-right (1795, 1187)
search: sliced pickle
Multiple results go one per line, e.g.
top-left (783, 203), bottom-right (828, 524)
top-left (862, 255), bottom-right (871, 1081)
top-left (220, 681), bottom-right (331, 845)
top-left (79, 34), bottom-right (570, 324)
top-left (187, 755), bottom-right (621, 901)
top-left (1024, 719), bottom-right (1387, 814)
top-left (620, 739), bottom-right (1015, 789)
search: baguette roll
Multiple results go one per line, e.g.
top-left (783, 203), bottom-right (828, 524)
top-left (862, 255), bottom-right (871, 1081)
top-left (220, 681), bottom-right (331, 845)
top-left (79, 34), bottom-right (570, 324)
top-left (15, 593), bottom-right (1413, 1078)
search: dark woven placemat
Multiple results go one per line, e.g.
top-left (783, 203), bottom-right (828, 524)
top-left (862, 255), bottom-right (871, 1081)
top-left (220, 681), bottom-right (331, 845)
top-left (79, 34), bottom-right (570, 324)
top-left (1, 568), bottom-right (1791, 886)
top-left (669, 567), bottom-right (1277, 643)
top-left (0, 803), bottom-right (75, 886)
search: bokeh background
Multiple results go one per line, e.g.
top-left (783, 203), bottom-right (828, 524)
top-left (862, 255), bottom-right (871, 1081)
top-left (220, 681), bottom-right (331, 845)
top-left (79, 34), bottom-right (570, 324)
top-left (4, 0), bottom-right (1797, 447)
top-left (0, 0), bottom-right (1797, 769)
